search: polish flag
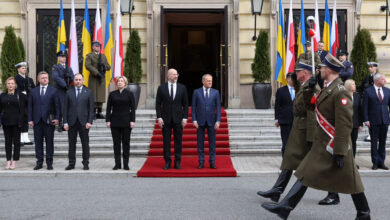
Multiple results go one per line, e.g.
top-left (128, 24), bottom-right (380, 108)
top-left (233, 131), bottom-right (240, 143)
top-left (330, 0), bottom-right (339, 56)
top-left (113, 0), bottom-right (123, 80)
top-left (285, 0), bottom-right (295, 74)
top-left (313, 0), bottom-right (321, 51)
top-left (93, 0), bottom-right (104, 53)
top-left (68, 0), bottom-right (79, 74)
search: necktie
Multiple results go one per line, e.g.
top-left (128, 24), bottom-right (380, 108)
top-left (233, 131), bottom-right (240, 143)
top-left (290, 87), bottom-right (295, 101)
top-left (77, 88), bottom-right (81, 98)
top-left (40, 87), bottom-right (45, 97)
top-left (205, 89), bottom-right (209, 101)
top-left (170, 84), bottom-right (174, 100)
top-left (378, 88), bottom-right (383, 103)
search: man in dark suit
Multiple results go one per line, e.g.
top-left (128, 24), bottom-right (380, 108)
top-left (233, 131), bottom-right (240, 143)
top-left (28, 71), bottom-right (60, 170)
top-left (316, 41), bottom-right (328, 88)
top-left (363, 73), bottom-right (390, 170)
top-left (63, 74), bottom-right (94, 170)
top-left (156, 68), bottom-right (189, 170)
top-left (274, 73), bottom-right (295, 156)
top-left (192, 74), bottom-right (221, 169)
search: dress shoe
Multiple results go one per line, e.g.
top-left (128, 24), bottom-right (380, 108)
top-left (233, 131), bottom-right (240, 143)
top-left (33, 165), bottom-right (43, 170)
top-left (5, 161), bottom-right (11, 170)
top-left (257, 170), bottom-right (293, 202)
top-left (65, 165), bottom-right (75, 170)
top-left (372, 164), bottom-right (378, 170)
top-left (96, 113), bottom-right (105, 119)
top-left (10, 161), bottom-right (16, 170)
top-left (210, 163), bottom-right (217, 169)
top-left (24, 142), bottom-right (33, 145)
top-left (378, 164), bottom-right (389, 170)
top-left (20, 142), bottom-right (24, 147)
top-left (83, 165), bottom-right (89, 170)
top-left (318, 192), bottom-right (340, 205)
top-left (198, 162), bottom-right (204, 169)
top-left (174, 162), bottom-right (181, 169)
top-left (112, 165), bottom-right (120, 170)
top-left (123, 165), bottom-right (130, 170)
top-left (47, 164), bottom-right (53, 170)
top-left (163, 162), bottom-right (171, 170)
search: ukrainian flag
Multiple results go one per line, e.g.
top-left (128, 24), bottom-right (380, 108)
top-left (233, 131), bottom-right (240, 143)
top-left (104, 0), bottom-right (113, 88)
top-left (82, 0), bottom-right (92, 87)
top-left (276, 0), bottom-right (286, 85)
top-left (296, 0), bottom-right (306, 59)
top-left (56, 0), bottom-right (67, 53)
top-left (323, 0), bottom-right (331, 52)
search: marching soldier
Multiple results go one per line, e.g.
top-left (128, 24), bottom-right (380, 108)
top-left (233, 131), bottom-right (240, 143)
top-left (257, 59), bottom-right (318, 202)
top-left (338, 50), bottom-right (354, 82)
top-left (52, 50), bottom-right (74, 132)
top-left (85, 41), bottom-right (111, 119)
top-left (262, 54), bottom-right (370, 220)
top-left (14, 62), bottom-right (35, 145)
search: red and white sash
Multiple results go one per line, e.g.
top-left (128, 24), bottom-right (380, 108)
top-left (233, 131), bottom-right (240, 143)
top-left (314, 91), bottom-right (335, 155)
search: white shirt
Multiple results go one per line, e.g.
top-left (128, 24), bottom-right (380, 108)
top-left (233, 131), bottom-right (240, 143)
top-left (374, 85), bottom-right (384, 100)
top-left (40, 85), bottom-right (47, 96)
top-left (75, 86), bottom-right (83, 96)
top-left (168, 82), bottom-right (177, 99)
top-left (203, 86), bottom-right (210, 98)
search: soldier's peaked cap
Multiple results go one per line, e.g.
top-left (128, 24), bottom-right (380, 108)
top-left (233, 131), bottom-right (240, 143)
top-left (15, 62), bottom-right (27, 69)
top-left (295, 60), bottom-right (313, 72)
top-left (319, 53), bottom-right (344, 72)
top-left (92, 41), bottom-right (101, 46)
top-left (367, 62), bottom-right (378, 67)
top-left (57, 50), bottom-right (67, 57)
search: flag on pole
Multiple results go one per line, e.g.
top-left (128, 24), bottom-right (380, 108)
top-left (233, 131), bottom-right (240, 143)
top-left (82, 0), bottom-right (92, 86)
top-left (285, 0), bottom-right (295, 74)
top-left (113, 1), bottom-right (124, 81)
top-left (313, 0), bottom-right (321, 51)
top-left (93, 0), bottom-right (104, 53)
top-left (68, 0), bottom-right (79, 75)
top-left (276, 0), bottom-right (286, 85)
top-left (323, 0), bottom-right (331, 52)
top-left (330, 0), bottom-right (339, 56)
top-left (56, 0), bottom-right (66, 53)
top-left (296, 0), bottom-right (306, 59)
top-left (104, 0), bottom-right (113, 87)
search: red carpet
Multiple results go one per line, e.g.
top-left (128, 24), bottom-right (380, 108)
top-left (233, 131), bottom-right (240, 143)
top-left (137, 108), bottom-right (237, 177)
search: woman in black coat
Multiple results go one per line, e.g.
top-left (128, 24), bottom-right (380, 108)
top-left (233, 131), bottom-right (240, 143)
top-left (106, 76), bottom-right (136, 170)
top-left (0, 77), bottom-right (25, 170)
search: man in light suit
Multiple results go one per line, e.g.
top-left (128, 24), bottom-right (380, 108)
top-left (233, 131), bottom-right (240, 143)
top-left (192, 74), bottom-right (221, 169)
top-left (274, 73), bottom-right (295, 156)
top-left (28, 71), bottom-right (60, 170)
top-left (63, 74), bottom-right (94, 170)
top-left (156, 68), bottom-right (189, 170)
top-left (363, 74), bottom-right (390, 170)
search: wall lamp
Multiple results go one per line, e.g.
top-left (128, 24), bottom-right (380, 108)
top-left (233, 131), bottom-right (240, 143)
top-left (380, 0), bottom-right (390, 40)
top-left (251, 0), bottom-right (264, 41)
top-left (121, 0), bottom-right (135, 35)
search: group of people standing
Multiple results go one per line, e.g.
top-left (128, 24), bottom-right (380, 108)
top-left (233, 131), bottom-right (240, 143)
top-left (0, 41), bottom-right (136, 171)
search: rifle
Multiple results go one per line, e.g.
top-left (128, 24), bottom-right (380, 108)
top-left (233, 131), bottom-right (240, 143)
top-left (25, 63), bottom-right (32, 95)
top-left (97, 53), bottom-right (106, 84)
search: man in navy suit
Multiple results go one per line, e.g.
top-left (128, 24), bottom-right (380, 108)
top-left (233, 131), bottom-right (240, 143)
top-left (192, 74), bottom-right (221, 169)
top-left (156, 69), bottom-right (189, 170)
top-left (363, 74), bottom-right (390, 170)
top-left (28, 71), bottom-right (60, 170)
top-left (274, 73), bottom-right (295, 156)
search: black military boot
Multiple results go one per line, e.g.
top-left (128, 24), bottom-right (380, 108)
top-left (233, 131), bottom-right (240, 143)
top-left (257, 170), bottom-right (292, 202)
top-left (261, 180), bottom-right (307, 219)
top-left (318, 192), bottom-right (340, 205)
top-left (352, 193), bottom-right (371, 220)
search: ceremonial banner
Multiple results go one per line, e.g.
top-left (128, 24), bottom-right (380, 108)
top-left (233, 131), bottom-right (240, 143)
top-left (285, 0), bottom-right (295, 74)
top-left (104, 0), bottom-right (113, 87)
top-left (56, 0), bottom-right (66, 53)
top-left (296, 0), bottom-right (306, 59)
top-left (82, 0), bottom-right (92, 86)
top-left (330, 0), bottom-right (339, 56)
top-left (68, 0), bottom-right (79, 74)
top-left (275, 0), bottom-right (286, 85)
top-left (323, 0), bottom-right (331, 52)
top-left (113, 1), bottom-right (124, 80)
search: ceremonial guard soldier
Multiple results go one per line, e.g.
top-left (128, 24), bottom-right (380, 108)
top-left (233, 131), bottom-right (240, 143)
top-left (338, 50), bottom-right (354, 82)
top-left (296, 42), bottom-right (321, 68)
top-left (262, 54), bottom-right (370, 220)
top-left (85, 41), bottom-right (111, 119)
top-left (14, 62), bottom-right (35, 145)
top-left (52, 50), bottom-right (74, 132)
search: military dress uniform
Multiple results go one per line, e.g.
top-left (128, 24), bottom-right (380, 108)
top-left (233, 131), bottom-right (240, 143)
top-left (339, 60), bottom-right (354, 82)
top-left (85, 51), bottom-right (111, 118)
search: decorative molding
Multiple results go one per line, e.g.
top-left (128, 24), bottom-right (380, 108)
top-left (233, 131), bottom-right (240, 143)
top-left (355, 0), bottom-right (362, 18)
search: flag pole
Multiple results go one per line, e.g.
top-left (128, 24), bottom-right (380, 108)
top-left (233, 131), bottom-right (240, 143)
top-left (307, 16), bottom-right (316, 76)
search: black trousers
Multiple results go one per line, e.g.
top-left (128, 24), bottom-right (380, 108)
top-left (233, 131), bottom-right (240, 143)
top-left (351, 127), bottom-right (359, 157)
top-left (68, 120), bottom-right (90, 166)
top-left (280, 123), bottom-right (293, 156)
top-left (33, 120), bottom-right (55, 166)
top-left (3, 126), bottom-right (21, 161)
top-left (369, 124), bottom-right (388, 165)
top-left (110, 127), bottom-right (131, 167)
top-left (162, 121), bottom-right (182, 163)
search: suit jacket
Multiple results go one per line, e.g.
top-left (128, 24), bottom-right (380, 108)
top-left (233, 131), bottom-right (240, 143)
top-left (339, 61), bottom-right (354, 82)
top-left (363, 85), bottom-right (390, 125)
top-left (0, 92), bottom-right (25, 126)
top-left (106, 89), bottom-right (136, 127)
top-left (63, 87), bottom-right (94, 127)
top-left (274, 86), bottom-right (294, 125)
top-left (352, 92), bottom-right (363, 128)
top-left (192, 87), bottom-right (221, 126)
top-left (156, 82), bottom-right (189, 124)
top-left (28, 85), bottom-right (60, 124)
top-left (318, 50), bottom-right (328, 61)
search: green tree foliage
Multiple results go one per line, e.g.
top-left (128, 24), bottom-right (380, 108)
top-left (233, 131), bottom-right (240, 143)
top-left (1, 26), bottom-right (22, 90)
top-left (360, 29), bottom-right (377, 62)
top-left (351, 26), bottom-right (368, 90)
top-left (17, 37), bottom-right (26, 61)
top-left (251, 30), bottom-right (271, 83)
top-left (124, 30), bottom-right (142, 83)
